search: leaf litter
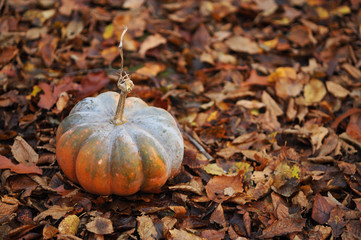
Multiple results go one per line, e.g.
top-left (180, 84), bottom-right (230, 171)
top-left (1, 0), bottom-right (361, 239)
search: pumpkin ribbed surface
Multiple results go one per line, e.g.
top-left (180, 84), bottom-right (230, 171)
top-left (56, 91), bottom-right (184, 195)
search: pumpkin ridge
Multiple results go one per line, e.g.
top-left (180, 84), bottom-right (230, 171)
top-left (75, 129), bottom-right (115, 194)
top-left (58, 121), bottom-right (109, 143)
top-left (107, 126), bottom-right (121, 194)
top-left (114, 126), bottom-right (144, 194)
top-left (72, 126), bottom-right (109, 183)
top-left (126, 123), bottom-right (171, 174)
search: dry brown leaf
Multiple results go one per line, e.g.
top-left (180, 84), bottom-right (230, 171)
top-left (123, 0), bottom-right (145, 9)
top-left (169, 177), bottom-right (204, 195)
top-left (261, 91), bottom-right (284, 116)
top-left (0, 198), bottom-right (19, 224)
top-left (225, 36), bottom-right (260, 54)
top-left (101, 46), bottom-right (119, 65)
top-left (34, 206), bottom-right (73, 222)
top-left (312, 193), bottom-right (335, 224)
top-left (304, 79), bottom-right (326, 104)
top-left (135, 62), bottom-right (166, 78)
top-left (236, 100), bottom-right (266, 109)
top-left (0, 155), bottom-right (42, 175)
top-left (205, 173), bottom-right (243, 203)
top-left (326, 81), bottom-right (350, 98)
top-left (260, 218), bottom-right (306, 238)
top-left (309, 225), bottom-right (332, 240)
top-left (38, 34), bottom-right (58, 67)
top-left (139, 34), bottom-right (167, 58)
top-left (328, 206), bottom-right (346, 237)
top-left (11, 136), bottom-right (39, 165)
top-left (161, 216), bottom-right (177, 236)
top-left (342, 63), bottom-right (361, 79)
top-left (58, 215), bottom-right (79, 235)
top-left (169, 229), bottom-right (203, 240)
top-left (200, 229), bottom-right (226, 240)
top-left (137, 215), bottom-right (157, 240)
top-left (210, 204), bottom-right (227, 227)
top-left (288, 25), bottom-right (315, 47)
top-left (43, 224), bottom-right (59, 240)
top-left (86, 216), bottom-right (113, 235)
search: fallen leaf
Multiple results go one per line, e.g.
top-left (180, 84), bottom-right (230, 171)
top-left (43, 224), bottom-right (59, 240)
top-left (135, 62), bottom-right (166, 79)
top-left (0, 155), bottom-right (42, 175)
top-left (38, 78), bottom-right (79, 110)
top-left (304, 79), bottom-right (326, 104)
top-left (309, 225), bottom-right (332, 240)
top-left (203, 163), bottom-right (225, 176)
top-left (11, 136), bottom-right (38, 165)
top-left (261, 91), bottom-right (284, 116)
top-left (205, 173), bottom-right (243, 202)
top-left (58, 215), bottom-right (79, 235)
top-left (169, 177), bottom-right (204, 195)
top-left (139, 34), bottom-right (167, 58)
top-left (200, 229), bottom-right (226, 240)
top-left (169, 229), bottom-right (203, 240)
top-left (0, 46), bottom-right (18, 65)
top-left (288, 25), bottom-right (315, 47)
top-left (38, 34), bottom-right (58, 67)
top-left (328, 206), bottom-right (346, 237)
top-left (326, 81), bottom-right (350, 98)
top-left (0, 198), bottom-right (19, 224)
top-left (192, 24), bottom-right (211, 50)
top-left (346, 112), bottom-right (361, 143)
top-left (34, 206), bottom-right (73, 222)
top-left (241, 69), bottom-right (270, 87)
top-left (260, 218), bottom-right (306, 238)
top-left (210, 204), bottom-right (227, 227)
top-left (77, 71), bottom-right (110, 99)
top-left (123, 0), bottom-right (145, 9)
top-left (312, 193), bottom-right (335, 224)
top-left (137, 215), bottom-right (157, 240)
top-left (101, 46), bottom-right (119, 65)
top-left (86, 216), bottom-right (113, 235)
top-left (225, 36), bottom-right (260, 54)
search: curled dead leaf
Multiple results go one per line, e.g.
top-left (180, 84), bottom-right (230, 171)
top-left (86, 216), bottom-right (113, 235)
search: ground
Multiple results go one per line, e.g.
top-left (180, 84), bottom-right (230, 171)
top-left (1, 0), bottom-right (361, 239)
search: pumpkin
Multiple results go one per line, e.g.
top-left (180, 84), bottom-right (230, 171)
top-left (56, 32), bottom-right (184, 195)
top-left (56, 87), bottom-right (184, 195)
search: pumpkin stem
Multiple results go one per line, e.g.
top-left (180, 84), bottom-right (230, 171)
top-left (112, 27), bottom-right (134, 125)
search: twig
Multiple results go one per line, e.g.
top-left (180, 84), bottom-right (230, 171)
top-left (182, 129), bottom-right (213, 161)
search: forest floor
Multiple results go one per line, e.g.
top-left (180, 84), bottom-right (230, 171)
top-left (1, 0), bottom-right (361, 239)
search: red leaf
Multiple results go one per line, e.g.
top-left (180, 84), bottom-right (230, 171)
top-left (38, 77), bottom-right (79, 110)
top-left (38, 34), bottom-right (58, 67)
top-left (77, 71), bottom-right (110, 99)
top-left (331, 108), bottom-right (361, 129)
top-left (0, 155), bottom-right (42, 175)
top-left (242, 69), bottom-right (270, 87)
top-left (312, 193), bottom-right (335, 224)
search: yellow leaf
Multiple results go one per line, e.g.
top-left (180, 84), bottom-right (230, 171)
top-left (304, 79), bottom-right (326, 104)
top-left (204, 163), bottom-right (225, 176)
top-left (207, 111), bottom-right (218, 122)
top-left (316, 7), bottom-right (329, 19)
top-left (58, 215), bottom-right (80, 235)
top-left (331, 6), bottom-right (351, 16)
top-left (272, 17), bottom-right (290, 26)
top-left (103, 24), bottom-right (114, 39)
top-left (28, 85), bottom-right (42, 98)
top-left (268, 67), bottom-right (296, 82)
top-left (263, 38), bottom-right (279, 49)
top-left (291, 165), bottom-right (300, 179)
